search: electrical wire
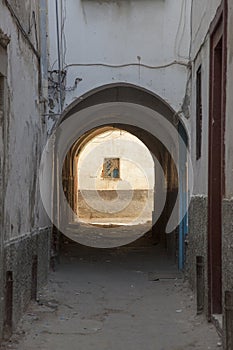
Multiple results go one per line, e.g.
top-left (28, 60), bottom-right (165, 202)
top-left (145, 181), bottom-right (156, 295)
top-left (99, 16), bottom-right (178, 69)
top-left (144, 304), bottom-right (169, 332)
top-left (63, 60), bottom-right (190, 70)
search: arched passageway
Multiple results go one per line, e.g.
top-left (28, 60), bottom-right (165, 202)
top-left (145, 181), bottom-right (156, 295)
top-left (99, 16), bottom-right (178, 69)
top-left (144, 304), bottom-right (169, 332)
top-left (62, 122), bottom-right (178, 251)
top-left (72, 127), bottom-right (155, 227)
top-left (44, 84), bottom-right (189, 268)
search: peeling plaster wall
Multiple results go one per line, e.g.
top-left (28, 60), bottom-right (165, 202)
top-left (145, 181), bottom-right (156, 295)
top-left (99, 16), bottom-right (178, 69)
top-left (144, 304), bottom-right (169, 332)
top-left (5, 0), bottom-right (40, 40)
top-left (0, 1), bottom-right (48, 241)
top-left (47, 0), bottom-right (192, 118)
top-left (0, 0), bottom-right (50, 338)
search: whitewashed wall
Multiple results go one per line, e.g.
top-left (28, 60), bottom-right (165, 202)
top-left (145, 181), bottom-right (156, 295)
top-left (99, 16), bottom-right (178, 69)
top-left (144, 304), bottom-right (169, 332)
top-left (189, 0), bottom-right (222, 196)
top-left (191, 0), bottom-right (222, 59)
top-left (48, 0), bottom-right (191, 114)
top-left (0, 1), bottom-right (49, 241)
top-left (189, 40), bottom-right (210, 196)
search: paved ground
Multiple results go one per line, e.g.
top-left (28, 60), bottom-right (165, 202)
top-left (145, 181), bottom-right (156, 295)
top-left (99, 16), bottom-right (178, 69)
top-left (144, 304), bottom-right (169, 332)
top-left (1, 239), bottom-right (222, 350)
top-left (66, 222), bottom-right (152, 248)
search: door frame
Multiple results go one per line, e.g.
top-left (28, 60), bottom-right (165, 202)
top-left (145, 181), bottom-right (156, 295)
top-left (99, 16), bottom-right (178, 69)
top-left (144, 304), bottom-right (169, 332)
top-left (208, 0), bottom-right (227, 317)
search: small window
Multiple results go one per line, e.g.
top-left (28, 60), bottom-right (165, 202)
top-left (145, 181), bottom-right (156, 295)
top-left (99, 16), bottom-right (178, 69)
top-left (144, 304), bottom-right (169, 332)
top-left (102, 158), bottom-right (120, 179)
top-left (196, 66), bottom-right (202, 160)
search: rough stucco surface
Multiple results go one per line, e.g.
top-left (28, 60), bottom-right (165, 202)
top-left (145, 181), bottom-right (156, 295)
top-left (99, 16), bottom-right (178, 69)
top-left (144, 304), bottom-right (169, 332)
top-left (222, 199), bottom-right (233, 348)
top-left (0, 0), bottom-right (51, 339)
top-left (187, 197), bottom-right (233, 318)
top-left (222, 200), bottom-right (233, 292)
top-left (185, 196), bottom-right (208, 316)
top-left (4, 228), bottom-right (51, 332)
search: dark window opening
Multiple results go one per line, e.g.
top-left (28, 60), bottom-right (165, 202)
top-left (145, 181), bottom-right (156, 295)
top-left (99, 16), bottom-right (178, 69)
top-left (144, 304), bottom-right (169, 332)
top-left (31, 255), bottom-right (38, 300)
top-left (196, 66), bottom-right (202, 160)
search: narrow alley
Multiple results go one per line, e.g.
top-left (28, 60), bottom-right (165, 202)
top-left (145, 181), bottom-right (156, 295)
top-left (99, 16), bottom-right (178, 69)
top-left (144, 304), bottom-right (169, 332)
top-left (1, 235), bottom-right (222, 350)
top-left (1, 0), bottom-right (233, 349)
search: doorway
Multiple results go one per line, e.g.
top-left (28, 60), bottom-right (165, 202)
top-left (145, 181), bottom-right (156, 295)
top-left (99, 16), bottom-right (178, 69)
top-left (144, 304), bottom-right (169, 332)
top-left (208, 3), bottom-right (227, 316)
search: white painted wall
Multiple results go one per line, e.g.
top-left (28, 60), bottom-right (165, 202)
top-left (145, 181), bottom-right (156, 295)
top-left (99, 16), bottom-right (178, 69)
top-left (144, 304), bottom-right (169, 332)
top-left (189, 0), bottom-right (223, 196)
top-left (190, 0), bottom-right (233, 198)
top-left (0, 2), bottom-right (50, 241)
top-left (48, 0), bottom-right (191, 114)
top-left (191, 0), bottom-right (222, 59)
top-left (78, 129), bottom-right (154, 190)
top-left (189, 40), bottom-right (210, 196)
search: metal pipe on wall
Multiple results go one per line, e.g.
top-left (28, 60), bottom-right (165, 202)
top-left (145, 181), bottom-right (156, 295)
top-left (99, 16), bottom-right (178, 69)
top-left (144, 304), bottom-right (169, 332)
top-left (55, 0), bottom-right (63, 113)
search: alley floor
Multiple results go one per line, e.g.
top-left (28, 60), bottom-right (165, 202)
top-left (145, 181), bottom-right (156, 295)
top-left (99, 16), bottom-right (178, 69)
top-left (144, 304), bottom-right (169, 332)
top-left (1, 237), bottom-right (222, 350)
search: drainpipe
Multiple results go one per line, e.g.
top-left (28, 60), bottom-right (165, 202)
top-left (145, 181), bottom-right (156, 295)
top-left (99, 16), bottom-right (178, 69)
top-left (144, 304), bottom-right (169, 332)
top-left (55, 0), bottom-right (63, 113)
top-left (52, 0), bottom-right (63, 263)
top-left (39, 0), bottom-right (48, 117)
top-left (178, 122), bottom-right (188, 270)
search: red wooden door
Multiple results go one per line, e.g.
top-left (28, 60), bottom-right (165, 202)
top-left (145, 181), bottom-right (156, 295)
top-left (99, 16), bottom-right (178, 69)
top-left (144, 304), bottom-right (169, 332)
top-left (208, 3), bottom-right (227, 316)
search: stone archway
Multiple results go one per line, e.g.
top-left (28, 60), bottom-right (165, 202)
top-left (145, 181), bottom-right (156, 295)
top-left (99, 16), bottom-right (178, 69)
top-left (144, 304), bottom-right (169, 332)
top-left (47, 83), bottom-right (189, 263)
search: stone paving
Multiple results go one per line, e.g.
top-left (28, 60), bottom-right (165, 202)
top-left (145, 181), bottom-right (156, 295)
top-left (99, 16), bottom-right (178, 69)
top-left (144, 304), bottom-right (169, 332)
top-left (1, 239), bottom-right (222, 350)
